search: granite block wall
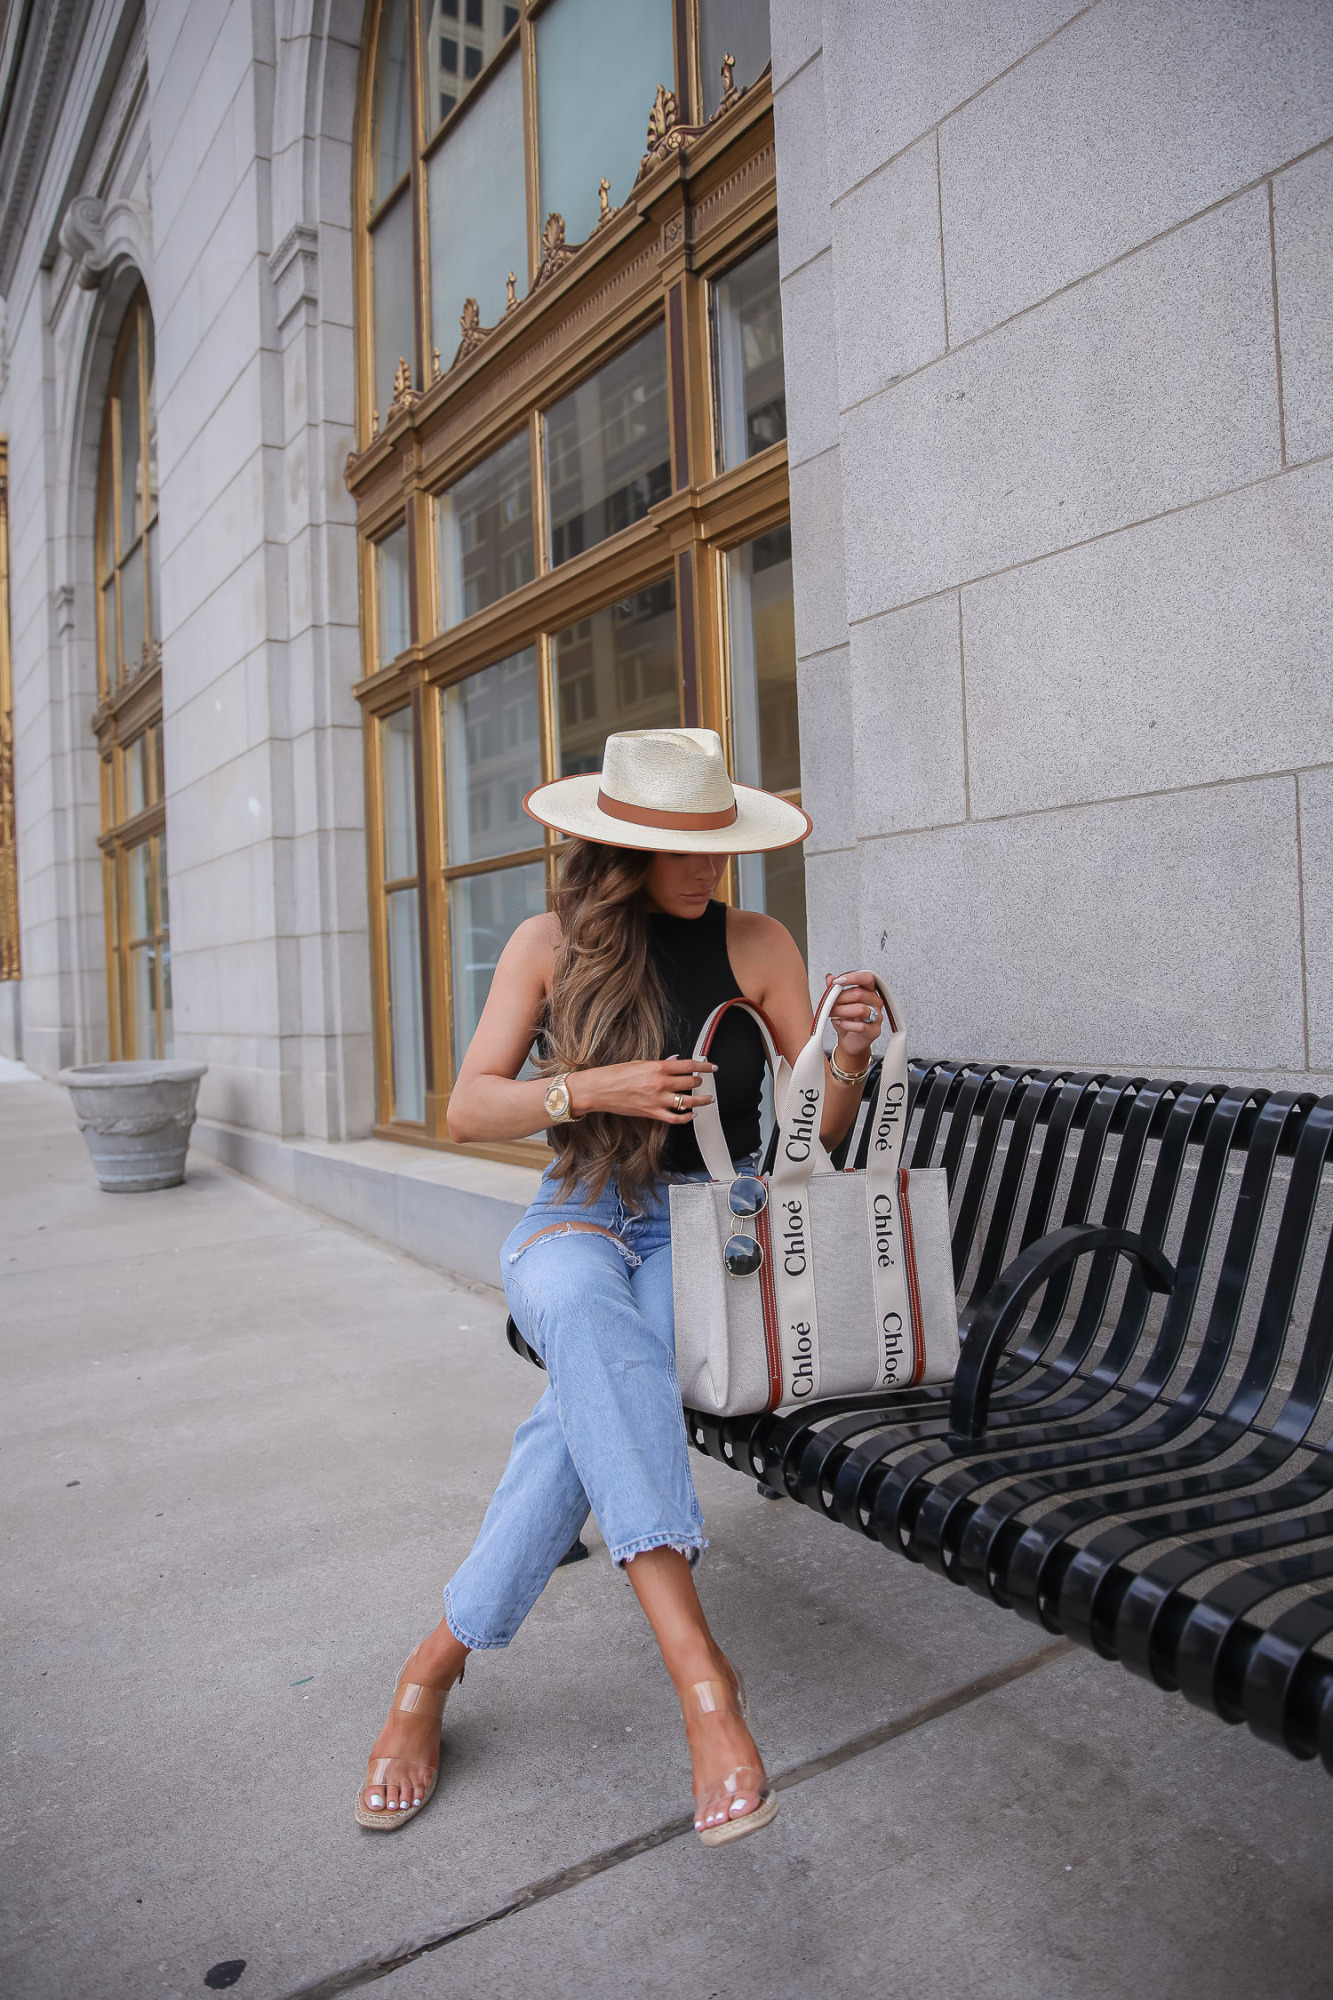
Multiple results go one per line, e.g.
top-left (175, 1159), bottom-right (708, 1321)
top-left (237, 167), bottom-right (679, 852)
top-left (776, 0), bottom-right (1333, 1088)
top-left (0, 0), bottom-right (371, 1135)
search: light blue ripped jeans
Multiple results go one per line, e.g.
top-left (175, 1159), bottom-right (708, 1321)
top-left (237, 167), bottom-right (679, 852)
top-left (443, 1158), bottom-right (752, 1651)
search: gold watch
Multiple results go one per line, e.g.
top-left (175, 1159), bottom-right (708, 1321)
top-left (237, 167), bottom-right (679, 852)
top-left (543, 1073), bottom-right (578, 1124)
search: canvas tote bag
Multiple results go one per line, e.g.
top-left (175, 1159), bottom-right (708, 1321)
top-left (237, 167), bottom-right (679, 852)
top-left (670, 977), bottom-right (958, 1419)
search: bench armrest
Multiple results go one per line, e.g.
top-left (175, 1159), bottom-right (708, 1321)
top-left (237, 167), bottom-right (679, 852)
top-left (947, 1224), bottom-right (1177, 1443)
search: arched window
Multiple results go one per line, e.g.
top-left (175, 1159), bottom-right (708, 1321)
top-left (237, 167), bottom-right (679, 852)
top-left (352, 0), bottom-right (801, 1146)
top-left (93, 288), bottom-right (171, 1060)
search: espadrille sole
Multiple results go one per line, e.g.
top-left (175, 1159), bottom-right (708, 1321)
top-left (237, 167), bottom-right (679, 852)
top-left (354, 1765), bottom-right (438, 1831)
top-left (696, 1791), bottom-right (779, 1847)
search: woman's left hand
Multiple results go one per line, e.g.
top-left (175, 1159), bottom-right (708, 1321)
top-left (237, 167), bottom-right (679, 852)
top-left (823, 970), bottom-right (885, 1067)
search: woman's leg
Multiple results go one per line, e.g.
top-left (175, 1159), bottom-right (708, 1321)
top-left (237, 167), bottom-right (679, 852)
top-left (625, 1241), bottom-right (770, 1829)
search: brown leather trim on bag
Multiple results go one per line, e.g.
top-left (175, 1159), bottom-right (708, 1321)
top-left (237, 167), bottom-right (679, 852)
top-left (698, 994), bottom-right (786, 1060)
top-left (755, 1200), bottom-right (784, 1410)
top-left (596, 790), bottom-right (739, 831)
top-left (899, 1166), bottom-right (927, 1387)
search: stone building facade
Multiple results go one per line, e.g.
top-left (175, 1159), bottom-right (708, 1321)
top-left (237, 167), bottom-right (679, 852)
top-left (0, 1), bottom-right (1330, 1271)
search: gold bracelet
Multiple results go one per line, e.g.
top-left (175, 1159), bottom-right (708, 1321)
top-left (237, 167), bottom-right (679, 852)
top-left (829, 1048), bottom-right (871, 1087)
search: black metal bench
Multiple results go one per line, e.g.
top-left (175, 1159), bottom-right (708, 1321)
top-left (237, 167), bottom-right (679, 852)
top-left (506, 1062), bottom-right (1333, 1775)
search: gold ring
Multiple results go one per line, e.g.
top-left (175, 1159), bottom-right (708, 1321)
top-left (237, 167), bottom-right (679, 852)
top-left (673, 1092), bottom-right (685, 1112)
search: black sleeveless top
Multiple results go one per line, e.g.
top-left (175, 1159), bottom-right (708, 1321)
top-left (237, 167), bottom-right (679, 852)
top-left (648, 900), bottom-right (766, 1175)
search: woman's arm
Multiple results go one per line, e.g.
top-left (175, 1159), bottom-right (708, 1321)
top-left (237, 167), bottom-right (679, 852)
top-left (726, 909), bottom-right (882, 1150)
top-left (445, 914), bottom-right (718, 1144)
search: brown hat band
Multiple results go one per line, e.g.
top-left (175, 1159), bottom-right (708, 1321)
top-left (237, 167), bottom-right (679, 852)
top-left (596, 790), bottom-right (739, 832)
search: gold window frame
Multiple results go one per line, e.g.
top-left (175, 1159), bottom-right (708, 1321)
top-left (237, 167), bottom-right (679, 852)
top-left (93, 289), bottom-right (170, 1060)
top-left (350, 0), bottom-right (796, 1158)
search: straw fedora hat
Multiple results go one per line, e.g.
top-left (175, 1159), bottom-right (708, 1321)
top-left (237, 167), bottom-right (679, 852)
top-left (523, 728), bottom-right (811, 854)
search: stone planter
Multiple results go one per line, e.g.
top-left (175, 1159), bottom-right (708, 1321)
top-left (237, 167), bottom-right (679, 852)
top-left (57, 1060), bottom-right (208, 1193)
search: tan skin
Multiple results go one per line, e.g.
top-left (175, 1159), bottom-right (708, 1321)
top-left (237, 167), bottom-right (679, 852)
top-left (363, 849), bottom-right (884, 1828)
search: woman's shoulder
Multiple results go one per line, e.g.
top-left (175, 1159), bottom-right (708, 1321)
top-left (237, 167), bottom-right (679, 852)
top-left (725, 903), bottom-right (808, 994)
top-left (724, 904), bottom-right (802, 962)
top-left (507, 911), bottom-right (561, 967)
top-left (498, 916), bottom-right (560, 992)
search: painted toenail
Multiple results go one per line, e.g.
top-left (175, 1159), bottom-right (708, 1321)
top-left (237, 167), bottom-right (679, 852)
top-left (368, 1795), bottom-right (383, 1807)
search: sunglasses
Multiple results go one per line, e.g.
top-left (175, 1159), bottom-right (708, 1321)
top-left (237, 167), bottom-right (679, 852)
top-left (723, 1175), bottom-right (767, 1279)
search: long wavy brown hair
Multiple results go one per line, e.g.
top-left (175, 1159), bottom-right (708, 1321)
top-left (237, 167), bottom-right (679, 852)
top-left (541, 838), bottom-right (673, 1210)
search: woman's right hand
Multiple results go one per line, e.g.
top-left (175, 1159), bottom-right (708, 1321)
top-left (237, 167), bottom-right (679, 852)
top-left (570, 1057), bottom-right (716, 1125)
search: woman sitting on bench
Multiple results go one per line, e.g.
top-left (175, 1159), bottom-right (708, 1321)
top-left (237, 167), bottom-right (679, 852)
top-left (356, 727), bottom-right (880, 1845)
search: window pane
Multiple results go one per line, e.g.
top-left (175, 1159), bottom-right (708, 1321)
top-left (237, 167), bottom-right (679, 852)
top-left (427, 49), bottom-right (527, 355)
top-left (124, 734), bottom-right (149, 819)
top-left (713, 236), bottom-right (786, 471)
top-left (376, 524), bottom-right (412, 667)
top-left (154, 726), bottom-right (166, 805)
top-left (371, 193), bottom-right (415, 425)
top-left (158, 940), bottom-right (175, 1057)
top-left (97, 458), bottom-right (112, 578)
top-left (129, 943), bottom-right (156, 1060)
top-left (699, 0), bottom-right (771, 119)
top-left (727, 524), bottom-right (805, 955)
top-left (436, 430), bottom-right (533, 630)
top-left (443, 647), bottom-right (541, 865)
top-left (155, 831), bottom-right (171, 930)
top-left (421, 0), bottom-right (516, 136)
top-left (117, 325), bottom-right (142, 550)
top-left (381, 705), bottom-right (418, 881)
top-left (101, 577), bottom-right (117, 684)
top-left (373, 0), bottom-right (412, 204)
top-left (147, 521), bottom-right (160, 643)
top-left (120, 545), bottom-right (146, 674)
top-left (552, 579), bottom-right (680, 777)
top-left (535, 0), bottom-right (674, 243)
top-left (545, 326), bottom-right (670, 568)
top-left (386, 886), bottom-right (426, 1120)
top-left (449, 861), bottom-right (546, 1070)
top-left (127, 840), bottom-right (153, 941)
top-left (144, 311), bottom-right (158, 526)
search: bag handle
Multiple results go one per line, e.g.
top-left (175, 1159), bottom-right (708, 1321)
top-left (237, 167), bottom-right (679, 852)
top-left (770, 974), bottom-right (923, 1392)
top-left (688, 997), bottom-right (793, 1184)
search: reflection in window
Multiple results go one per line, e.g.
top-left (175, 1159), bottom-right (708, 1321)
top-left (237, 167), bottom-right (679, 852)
top-left (437, 432), bottom-right (533, 630)
top-left (727, 525), bottom-right (805, 956)
top-left (712, 237), bottom-right (786, 472)
top-left (425, 0), bottom-right (516, 135)
top-left (377, 525), bottom-right (412, 666)
top-left (442, 648), bottom-right (541, 866)
top-left (449, 861), bottom-right (547, 1071)
top-left (373, 0), bottom-right (413, 202)
top-left (122, 833), bottom-right (173, 1059)
top-left (371, 192), bottom-right (415, 427)
top-left (545, 327), bottom-right (671, 568)
top-left (552, 579), bottom-right (680, 776)
top-left (380, 707), bottom-right (426, 1120)
top-left (699, 0), bottom-right (771, 119)
top-left (427, 49), bottom-right (527, 360)
top-left (535, 0), bottom-right (674, 243)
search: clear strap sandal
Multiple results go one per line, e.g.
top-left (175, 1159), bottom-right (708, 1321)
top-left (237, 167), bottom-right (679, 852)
top-left (683, 1675), bottom-right (780, 1848)
top-left (354, 1656), bottom-right (464, 1832)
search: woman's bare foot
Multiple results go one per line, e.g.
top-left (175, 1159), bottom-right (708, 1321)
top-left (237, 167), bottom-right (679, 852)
top-left (361, 1618), bottom-right (469, 1815)
top-left (679, 1650), bottom-right (769, 1832)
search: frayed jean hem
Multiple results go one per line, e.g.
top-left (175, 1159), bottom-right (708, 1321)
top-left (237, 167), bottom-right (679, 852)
top-left (613, 1530), bottom-right (707, 1569)
top-left (442, 1585), bottom-right (518, 1652)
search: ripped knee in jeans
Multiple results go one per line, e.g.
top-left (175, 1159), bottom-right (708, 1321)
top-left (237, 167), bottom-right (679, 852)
top-left (506, 1221), bottom-right (643, 1269)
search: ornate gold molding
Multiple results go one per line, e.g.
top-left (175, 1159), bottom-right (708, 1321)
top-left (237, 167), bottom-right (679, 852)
top-left (531, 212), bottom-right (576, 291)
top-left (454, 298), bottom-right (486, 366)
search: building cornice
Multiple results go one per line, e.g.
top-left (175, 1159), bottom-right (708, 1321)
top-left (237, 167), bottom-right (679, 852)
top-left (0, 0), bottom-right (82, 296)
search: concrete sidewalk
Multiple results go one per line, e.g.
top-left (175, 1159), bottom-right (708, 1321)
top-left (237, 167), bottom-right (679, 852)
top-left (2, 1075), bottom-right (1330, 2000)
